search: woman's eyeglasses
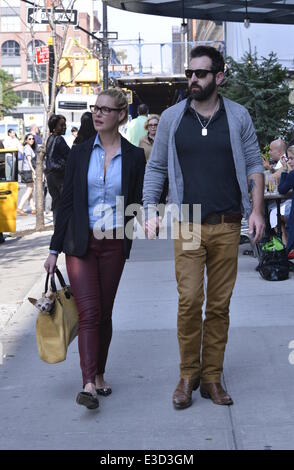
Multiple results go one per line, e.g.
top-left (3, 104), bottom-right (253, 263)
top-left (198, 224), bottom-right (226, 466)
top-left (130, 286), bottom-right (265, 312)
top-left (184, 69), bottom-right (215, 79)
top-left (148, 123), bottom-right (158, 128)
top-left (27, 137), bottom-right (35, 141)
top-left (90, 105), bottom-right (124, 115)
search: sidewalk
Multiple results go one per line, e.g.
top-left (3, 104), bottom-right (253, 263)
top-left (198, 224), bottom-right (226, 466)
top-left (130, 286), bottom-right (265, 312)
top-left (0, 233), bottom-right (294, 450)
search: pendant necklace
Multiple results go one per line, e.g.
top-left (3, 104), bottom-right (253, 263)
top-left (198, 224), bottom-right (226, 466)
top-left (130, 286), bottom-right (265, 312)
top-left (193, 100), bottom-right (220, 137)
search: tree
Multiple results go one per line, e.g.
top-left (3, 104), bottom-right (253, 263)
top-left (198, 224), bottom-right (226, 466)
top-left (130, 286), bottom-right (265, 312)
top-left (25, 1), bottom-right (77, 230)
top-left (222, 51), bottom-right (294, 149)
top-left (0, 69), bottom-right (21, 116)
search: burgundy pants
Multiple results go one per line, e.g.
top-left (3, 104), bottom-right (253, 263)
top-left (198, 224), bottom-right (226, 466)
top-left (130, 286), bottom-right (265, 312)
top-left (66, 233), bottom-right (125, 386)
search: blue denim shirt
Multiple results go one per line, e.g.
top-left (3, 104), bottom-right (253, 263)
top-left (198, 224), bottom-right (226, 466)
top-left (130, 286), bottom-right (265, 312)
top-left (88, 133), bottom-right (122, 231)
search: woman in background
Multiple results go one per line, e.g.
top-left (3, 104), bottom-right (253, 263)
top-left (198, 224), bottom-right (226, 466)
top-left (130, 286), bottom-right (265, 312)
top-left (17, 133), bottom-right (36, 216)
top-left (73, 111), bottom-right (96, 145)
top-left (139, 114), bottom-right (160, 161)
top-left (45, 114), bottom-right (70, 224)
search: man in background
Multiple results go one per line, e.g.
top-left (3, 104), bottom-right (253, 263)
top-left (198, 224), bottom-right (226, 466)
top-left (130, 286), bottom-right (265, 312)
top-left (126, 103), bottom-right (149, 146)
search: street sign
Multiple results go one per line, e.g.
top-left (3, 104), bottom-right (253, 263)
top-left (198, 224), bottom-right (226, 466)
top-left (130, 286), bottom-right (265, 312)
top-left (94, 31), bottom-right (118, 40)
top-left (35, 46), bottom-right (49, 65)
top-left (27, 8), bottom-right (78, 25)
top-left (109, 64), bottom-right (133, 72)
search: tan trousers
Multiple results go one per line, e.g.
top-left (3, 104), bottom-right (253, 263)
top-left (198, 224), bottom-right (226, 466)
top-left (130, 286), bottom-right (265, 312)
top-left (174, 221), bottom-right (241, 383)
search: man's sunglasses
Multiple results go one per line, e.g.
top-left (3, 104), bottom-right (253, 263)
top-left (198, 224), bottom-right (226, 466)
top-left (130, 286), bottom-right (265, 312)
top-left (184, 69), bottom-right (216, 79)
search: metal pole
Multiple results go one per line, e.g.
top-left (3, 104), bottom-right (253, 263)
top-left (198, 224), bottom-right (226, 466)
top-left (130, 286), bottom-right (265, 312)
top-left (102, 0), bottom-right (109, 90)
top-left (138, 33), bottom-right (143, 76)
top-left (160, 44), bottom-right (164, 74)
top-left (48, 36), bottom-right (54, 109)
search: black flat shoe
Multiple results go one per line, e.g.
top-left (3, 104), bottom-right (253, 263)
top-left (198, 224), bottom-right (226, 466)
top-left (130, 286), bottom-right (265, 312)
top-left (76, 391), bottom-right (99, 409)
top-left (96, 387), bottom-right (112, 396)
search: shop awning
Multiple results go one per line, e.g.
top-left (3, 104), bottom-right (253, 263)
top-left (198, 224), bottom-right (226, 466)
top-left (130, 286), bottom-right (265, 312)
top-left (107, 1), bottom-right (294, 25)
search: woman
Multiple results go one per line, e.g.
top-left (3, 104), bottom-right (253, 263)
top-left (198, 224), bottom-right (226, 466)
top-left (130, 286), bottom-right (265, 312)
top-left (73, 111), bottom-right (96, 145)
top-left (279, 145), bottom-right (294, 259)
top-left (45, 114), bottom-right (70, 224)
top-left (17, 134), bottom-right (36, 216)
top-left (139, 114), bottom-right (160, 161)
top-left (44, 88), bottom-right (146, 410)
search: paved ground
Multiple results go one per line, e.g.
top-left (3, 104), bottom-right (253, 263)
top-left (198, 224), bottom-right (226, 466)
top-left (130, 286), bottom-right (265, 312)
top-left (1, 228), bottom-right (294, 450)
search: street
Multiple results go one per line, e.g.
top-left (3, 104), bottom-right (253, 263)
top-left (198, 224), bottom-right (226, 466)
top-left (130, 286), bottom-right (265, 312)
top-left (1, 232), bottom-right (294, 450)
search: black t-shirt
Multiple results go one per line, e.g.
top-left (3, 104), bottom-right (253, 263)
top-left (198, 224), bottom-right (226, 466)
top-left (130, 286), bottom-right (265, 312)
top-left (175, 97), bottom-right (241, 223)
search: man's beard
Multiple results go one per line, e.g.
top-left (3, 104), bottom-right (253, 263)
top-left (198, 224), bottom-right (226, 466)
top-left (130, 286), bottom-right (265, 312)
top-left (189, 77), bottom-right (217, 102)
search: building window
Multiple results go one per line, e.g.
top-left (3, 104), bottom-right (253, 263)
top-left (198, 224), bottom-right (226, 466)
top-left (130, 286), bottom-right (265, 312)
top-left (27, 64), bottom-right (47, 82)
top-left (16, 90), bottom-right (44, 107)
top-left (2, 66), bottom-right (21, 81)
top-left (1, 40), bottom-right (20, 57)
top-left (1, 16), bottom-right (20, 31)
top-left (27, 39), bottom-right (46, 57)
top-left (27, 39), bottom-right (47, 82)
top-left (0, 0), bottom-right (20, 6)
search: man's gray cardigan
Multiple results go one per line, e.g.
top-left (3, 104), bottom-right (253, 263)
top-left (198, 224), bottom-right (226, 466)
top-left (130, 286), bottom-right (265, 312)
top-left (143, 96), bottom-right (264, 220)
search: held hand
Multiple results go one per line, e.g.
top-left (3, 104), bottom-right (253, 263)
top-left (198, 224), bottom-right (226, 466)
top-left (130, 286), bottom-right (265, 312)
top-left (144, 216), bottom-right (160, 239)
top-left (248, 211), bottom-right (265, 244)
top-left (44, 254), bottom-right (57, 274)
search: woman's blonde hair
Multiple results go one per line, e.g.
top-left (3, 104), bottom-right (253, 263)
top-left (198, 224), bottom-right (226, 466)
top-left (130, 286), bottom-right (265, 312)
top-left (144, 114), bottom-right (160, 130)
top-left (99, 87), bottom-right (129, 125)
top-left (287, 145), bottom-right (294, 156)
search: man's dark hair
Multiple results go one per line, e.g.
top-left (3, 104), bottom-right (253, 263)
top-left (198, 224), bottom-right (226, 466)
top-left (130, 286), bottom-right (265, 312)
top-left (190, 46), bottom-right (225, 73)
top-left (7, 129), bottom-right (14, 135)
top-left (71, 126), bottom-right (78, 133)
top-left (48, 114), bottom-right (66, 133)
top-left (137, 104), bottom-right (149, 116)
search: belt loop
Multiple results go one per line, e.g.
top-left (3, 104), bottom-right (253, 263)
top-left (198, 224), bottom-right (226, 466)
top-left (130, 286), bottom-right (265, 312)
top-left (221, 214), bottom-right (224, 224)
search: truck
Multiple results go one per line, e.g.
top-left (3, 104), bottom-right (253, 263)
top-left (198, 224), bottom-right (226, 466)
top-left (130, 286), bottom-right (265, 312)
top-left (115, 74), bottom-right (187, 117)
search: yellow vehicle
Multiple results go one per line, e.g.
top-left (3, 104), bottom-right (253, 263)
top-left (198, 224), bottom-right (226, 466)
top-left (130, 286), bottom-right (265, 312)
top-left (0, 148), bottom-right (18, 232)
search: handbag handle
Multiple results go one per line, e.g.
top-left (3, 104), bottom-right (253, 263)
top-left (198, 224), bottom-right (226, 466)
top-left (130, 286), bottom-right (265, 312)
top-left (51, 268), bottom-right (71, 299)
top-left (44, 267), bottom-right (69, 295)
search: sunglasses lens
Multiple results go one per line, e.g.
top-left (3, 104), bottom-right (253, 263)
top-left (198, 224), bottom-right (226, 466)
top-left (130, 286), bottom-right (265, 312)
top-left (185, 70), bottom-right (192, 79)
top-left (196, 70), bottom-right (208, 79)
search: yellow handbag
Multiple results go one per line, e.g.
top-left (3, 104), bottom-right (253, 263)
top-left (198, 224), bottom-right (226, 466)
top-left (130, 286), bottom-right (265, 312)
top-left (36, 268), bottom-right (79, 364)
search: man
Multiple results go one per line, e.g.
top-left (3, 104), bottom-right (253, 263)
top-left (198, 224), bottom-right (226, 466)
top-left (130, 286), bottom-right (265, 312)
top-left (3, 129), bottom-right (23, 181)
top-left (263, 138), bottom-right (286, 176)
top-left (126, 103), bottom-right (149, 146)
top-left (29, 124), bottom-right (42, 146)
top-left (143, 46), bottom-right (264, 409)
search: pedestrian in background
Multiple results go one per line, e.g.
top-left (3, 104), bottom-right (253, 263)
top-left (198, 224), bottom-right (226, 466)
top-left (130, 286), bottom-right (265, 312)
top-left (126, 103), bottom-right (149, 146)
top-left (44, 88), bottom-right (146, 410)
top-left (73, 111), bottom-right (96, 145)
top-left (30, 123), bottom-right (42, 146)
top-left (279, 145), bottom-right (294, 259)
top-left (45, 114), bottom-right (70, 224)
top-left (3, 129), bottom-right (23, 181)
top-left (17, 133), bottom-right (36, 216)
top-left (139, 114), bottom-right (160, 161)
top-left (144, 45), bottom-right (265, 410)
top-left (66, 126), bottom-right (78, 148)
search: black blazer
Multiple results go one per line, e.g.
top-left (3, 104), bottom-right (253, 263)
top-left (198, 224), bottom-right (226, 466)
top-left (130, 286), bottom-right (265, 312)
top-left (50, 135), bottom-right (146, 259)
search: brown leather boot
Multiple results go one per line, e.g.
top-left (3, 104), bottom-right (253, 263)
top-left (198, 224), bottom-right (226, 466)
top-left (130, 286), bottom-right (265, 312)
top-left (200, 382), bottom-right (233, 405)
top-left (172, 377), bottom-right (200, 409)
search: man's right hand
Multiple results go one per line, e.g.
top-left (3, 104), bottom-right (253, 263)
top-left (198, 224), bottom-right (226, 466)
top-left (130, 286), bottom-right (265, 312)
top-left (44, 254), bottom-right (58, 274)
top-left (145, 216), bottom-right (160, 239)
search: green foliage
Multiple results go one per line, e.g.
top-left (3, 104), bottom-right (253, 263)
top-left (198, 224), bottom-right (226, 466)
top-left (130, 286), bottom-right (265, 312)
top-left (0, 69), bottom-right (21, 116)
top-left (221, 52), bottom-right (294, 148)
